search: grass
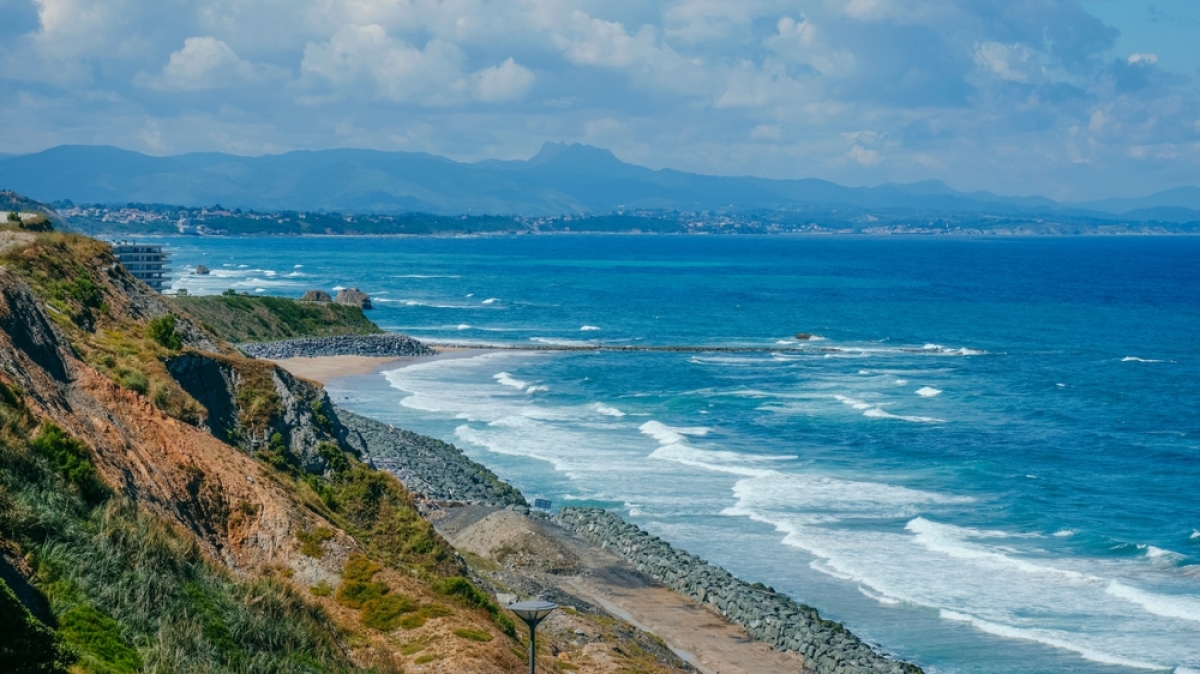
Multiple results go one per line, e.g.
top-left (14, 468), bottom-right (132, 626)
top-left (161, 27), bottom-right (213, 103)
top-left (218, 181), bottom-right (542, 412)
top-left (0, 379), bottom-right (353, 674)
top-left (453, 628), bottom-right (493, 643)
top-left (296, 526), bottom-right (334, 558)
top-left (172, 295), bottom-right (382, 344)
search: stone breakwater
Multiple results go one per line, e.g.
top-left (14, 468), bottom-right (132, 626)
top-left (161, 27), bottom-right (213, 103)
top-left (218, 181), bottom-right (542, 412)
top-left (555, 507), bottom-right (923, 674)
top-left (238, 333), bottom-right (435, 359)
top-left (337, 409), bottom-right (526, 508)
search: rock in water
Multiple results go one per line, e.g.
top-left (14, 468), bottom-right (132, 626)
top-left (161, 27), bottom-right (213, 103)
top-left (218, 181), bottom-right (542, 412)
top-left (334, 288), bottom-right (371, 309)
top-left (301, 289), bottom-right (332, 302)
top-left (194, 264), bottom-right (210, 275)
top-left (795, 332), bottom-right (813, 340)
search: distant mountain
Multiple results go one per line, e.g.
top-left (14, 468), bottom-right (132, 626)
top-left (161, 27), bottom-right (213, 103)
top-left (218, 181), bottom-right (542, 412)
top-left (0, 142), bottom-right (1107, 217)
top-left (1076, 186), bottom-right (1200, 215)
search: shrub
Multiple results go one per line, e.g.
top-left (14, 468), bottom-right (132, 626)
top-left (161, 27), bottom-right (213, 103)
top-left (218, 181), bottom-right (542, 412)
top-left (146, 315), bottom-right (182, 350)
top-left (115, 369), bottom-right (148, 395)
top-left (295, 526), bottom-right (334, 558)
top-left (58, 603), bottom-right (142, 674)
top-left (342, 554), bottom-right (381, 582)
top-left (28, 422), bottom-right (109, 505)
top-left (309, 581), bottom-right (332, 597)
top-left (316, 441), bottom-right (348, 474)
top-left (361, 594), bottom-right (418, 631)
top-left (336, 580), bottom-right (388, 609)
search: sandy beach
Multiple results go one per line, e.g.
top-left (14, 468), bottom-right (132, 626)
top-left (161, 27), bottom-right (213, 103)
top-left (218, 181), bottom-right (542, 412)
top-left (270, 346), bottom-right (475, 384)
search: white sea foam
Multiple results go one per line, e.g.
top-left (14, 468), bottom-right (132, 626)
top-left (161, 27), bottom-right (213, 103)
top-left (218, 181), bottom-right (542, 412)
top-left (581, 325), bottom-right (601, 331)
top-left (639, 420), bottom-right (710, 445)
top-left (1122, 356), bottom-right (1165, 363)
top-left (1052, 529), bottom-right (1076, 538)
top-left (591, 403), bottom-right (625, 417)
top-left (332, 285), bottom-right (345, 290)
top-left (1192, 530), bottom-right (1200, 540)
top-left (939, 610), bottom-right (1167, 671)
top-left (526, 385), bottom-right (549, 393)
top-left (916, 386), bottom-right (942, 397)
top-left (254, 287), bottom-right (265, 292)
top-left (457, 324), bottom-right (472, 330)
top-left (858, 586), bottom-right (901, 605)
top-left (392, 274), bottom-right (462, 278)
top-left (906, 518), bottom-right (1093, 580)
top-left (482, 298), bottom-right (497, 304)
top-left (1106, 581), bottom-right (1200, 623)
top-left (494, 372), bottom-right (530, 390)
top-left (530, 337), bottom-right (596, 346)
top-left (837, 395), bottom-right (944, 422)
top-left (894, 379), bottom-right (908, 385)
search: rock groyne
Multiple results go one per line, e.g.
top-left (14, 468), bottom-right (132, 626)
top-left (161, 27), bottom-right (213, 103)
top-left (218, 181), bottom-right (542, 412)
top-left (555, 507), bottom-right (923, 674)
top-left (238, 333), bottom-right (434, 359)
top-left (337, 409), bottom-right (526, 507)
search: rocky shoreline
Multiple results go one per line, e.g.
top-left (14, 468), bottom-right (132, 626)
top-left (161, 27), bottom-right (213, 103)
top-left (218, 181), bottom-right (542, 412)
top-left (237, 333), bottom-right (435, 359)
top-left (336, 408), bottom-right (525, 508)
top-left (556, 507), bottom-right (923, 674)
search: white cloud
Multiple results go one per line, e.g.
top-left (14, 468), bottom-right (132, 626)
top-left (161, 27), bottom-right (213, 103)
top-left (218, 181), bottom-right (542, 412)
top-left (301, 24), bottom-right (533, 105)
top-left (847, 144), bottom-right (881, 165)
top-left (973, 42), bottom-right (1040, 83)
top-left (471, 58), bottom-right (536, 102)
top-left (136, 37), bottom-right (280, 91)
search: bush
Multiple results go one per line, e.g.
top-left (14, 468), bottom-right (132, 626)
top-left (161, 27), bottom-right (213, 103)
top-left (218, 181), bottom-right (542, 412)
top-left (146, 315), bottom-right (182, 351)
top-left (58, 603), bottom-right (143, 674)
top-left (28, 422), bottom-right (108, 505)
top-left (336, 581), bottom-right (388, 609)
top-left (309, 581), bottom-right (332, 597)
top-left (295, 527), bottom-right (334, 558)
top-left (115, 369), bottom-right (148, 395)
top-left (360, 594), bottom-right (417, 631)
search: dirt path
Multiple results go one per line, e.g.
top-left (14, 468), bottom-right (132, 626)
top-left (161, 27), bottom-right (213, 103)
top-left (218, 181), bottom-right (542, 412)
top-left (441, 508), bottom-right (807, 674)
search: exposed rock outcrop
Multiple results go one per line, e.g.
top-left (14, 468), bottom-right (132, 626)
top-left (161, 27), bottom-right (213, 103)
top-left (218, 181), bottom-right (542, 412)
top-left (301, 289), bottom-right (331, 302)
top-left (335, 287), bottom-right (371, 309)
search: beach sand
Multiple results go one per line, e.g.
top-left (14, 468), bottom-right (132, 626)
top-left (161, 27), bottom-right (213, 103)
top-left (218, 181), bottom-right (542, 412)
top-left (269, 347), bottom-right (473, 384)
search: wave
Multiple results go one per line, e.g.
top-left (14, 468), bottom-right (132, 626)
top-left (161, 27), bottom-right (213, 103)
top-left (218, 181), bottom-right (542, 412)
top-left (481, 298), bottom-right (498, 305)
top-left (529, 337), bottom-right (597, 346)
top-left (591, 403), bottom-right (625, 417)
top-left (835, 394), bottom-right (944, 423)
top-left (580, 325), bottom-right (601, 331)
top-left (1052, 529), bottom-right (1076, 538)
top-left (916, 386), bottom-right (942, 397)
top-left (939, 610), bottom-right (1167, 671)
top-left (457, 324), bottom-right (471, 330)
top-left (493, 371), bottom-right (547, 394)
top-left (907, 518), bottom-right (1095, 580)
top-left (858, 586), bottom-right (901, 606)
top-left (639, 420), bottom-right (710, 445)
top-left (1122, 356), bottom-right (1165, 363)
top-left (1193, 530), bottom-right (1200, 540)
top-left (1106, 581), bottom-right (1200, 623)
top-left (392, 274), bottom-right (461, 278)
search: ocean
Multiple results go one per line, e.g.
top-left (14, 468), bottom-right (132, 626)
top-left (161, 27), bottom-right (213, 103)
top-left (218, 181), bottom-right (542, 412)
top-left (164, 234), bottom-right (1200, 674)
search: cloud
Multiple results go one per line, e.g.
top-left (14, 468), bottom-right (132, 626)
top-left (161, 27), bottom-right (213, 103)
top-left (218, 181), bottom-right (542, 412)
top-left (136, 37), bottom-right (282, 91)
top-left (300, 24), bottom-right (533, 105)
top-left (0, 0), bottom-right (1196, 201)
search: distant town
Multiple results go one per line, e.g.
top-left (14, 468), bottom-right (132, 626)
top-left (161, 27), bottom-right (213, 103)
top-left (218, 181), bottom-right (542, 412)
top-left (56, 202), bottom-right (1198, 237)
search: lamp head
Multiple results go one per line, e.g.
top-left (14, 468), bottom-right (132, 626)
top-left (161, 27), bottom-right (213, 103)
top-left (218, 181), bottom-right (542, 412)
top-left (507, 600), bottom-right (558, 627)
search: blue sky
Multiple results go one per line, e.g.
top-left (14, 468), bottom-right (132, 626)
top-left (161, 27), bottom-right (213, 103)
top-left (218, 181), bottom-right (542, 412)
top-left (1, 0), bottom-right (1197, 201)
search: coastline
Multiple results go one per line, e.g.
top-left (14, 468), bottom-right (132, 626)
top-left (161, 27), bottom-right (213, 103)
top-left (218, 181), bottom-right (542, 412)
top-left (274, 347), bottom-right (925, 674)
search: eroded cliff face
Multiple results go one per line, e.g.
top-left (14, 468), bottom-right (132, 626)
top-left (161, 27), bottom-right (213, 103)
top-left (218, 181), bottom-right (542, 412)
top-left (0, 233), bottom-right (533, 673)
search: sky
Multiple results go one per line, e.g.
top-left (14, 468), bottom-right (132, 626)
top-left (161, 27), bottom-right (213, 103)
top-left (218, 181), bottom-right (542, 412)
top-left (1, 0), bottom-right (1198, 201)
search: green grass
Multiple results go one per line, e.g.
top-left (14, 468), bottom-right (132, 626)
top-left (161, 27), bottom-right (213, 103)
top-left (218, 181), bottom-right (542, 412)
top-left (0, 381), bottom-right (353, 674)
top-left (172, 295), bottom-right (382, 344)
top-left (453, 628), bottom-right (493, 643)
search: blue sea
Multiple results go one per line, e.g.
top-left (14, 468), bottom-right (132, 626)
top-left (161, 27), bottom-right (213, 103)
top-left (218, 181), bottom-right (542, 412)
top-left (163, 234), bottom-right (1200, 674)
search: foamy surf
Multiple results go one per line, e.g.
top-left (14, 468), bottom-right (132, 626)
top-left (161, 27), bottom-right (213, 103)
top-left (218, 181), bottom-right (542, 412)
top-left (916, 386), bottom-right (942, 397)
top-left (580, 325), bottom-right (601, 331)
top-left (1106, 581), bottom-right (1200, 623)
top-left (1122, 356), bottom-right (1164, 363)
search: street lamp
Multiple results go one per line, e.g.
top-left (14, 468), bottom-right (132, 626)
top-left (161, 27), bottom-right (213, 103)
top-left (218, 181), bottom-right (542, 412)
top-left (506, 600), bottom-right (557, 674)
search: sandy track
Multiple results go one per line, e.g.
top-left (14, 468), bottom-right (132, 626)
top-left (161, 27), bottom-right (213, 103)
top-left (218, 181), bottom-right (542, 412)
top-left (441, 508), bottom-right (807, 674)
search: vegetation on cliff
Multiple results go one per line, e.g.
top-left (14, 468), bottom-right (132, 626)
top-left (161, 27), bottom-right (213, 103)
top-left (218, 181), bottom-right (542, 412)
top-left (172, 294), bottom-right (382, 344)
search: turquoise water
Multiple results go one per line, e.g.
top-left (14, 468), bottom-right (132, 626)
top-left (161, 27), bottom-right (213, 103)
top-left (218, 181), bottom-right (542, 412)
top-left (165, 235), bottom-right (1200, 673)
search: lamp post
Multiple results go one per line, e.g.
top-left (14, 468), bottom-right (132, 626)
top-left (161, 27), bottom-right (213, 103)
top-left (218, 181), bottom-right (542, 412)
top-left (506, 600), bottom-right (557, 674)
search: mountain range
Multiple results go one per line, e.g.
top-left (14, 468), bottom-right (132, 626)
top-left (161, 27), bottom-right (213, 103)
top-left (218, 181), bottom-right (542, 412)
top-left (1, 143), bottom-right (1198, 221)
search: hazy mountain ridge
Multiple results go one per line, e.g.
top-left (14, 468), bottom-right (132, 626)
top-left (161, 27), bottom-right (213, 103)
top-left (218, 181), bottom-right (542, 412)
top-left (3, 143), bottom-right (1196, 223)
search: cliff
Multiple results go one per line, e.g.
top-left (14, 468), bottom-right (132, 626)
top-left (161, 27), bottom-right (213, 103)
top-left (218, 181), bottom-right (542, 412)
top-left (0, 228), bottom-right (576, 673)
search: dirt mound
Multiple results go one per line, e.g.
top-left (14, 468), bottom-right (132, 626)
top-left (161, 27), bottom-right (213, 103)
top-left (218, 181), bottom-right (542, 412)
top-left (452, 510), bottom-right (581, 574)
